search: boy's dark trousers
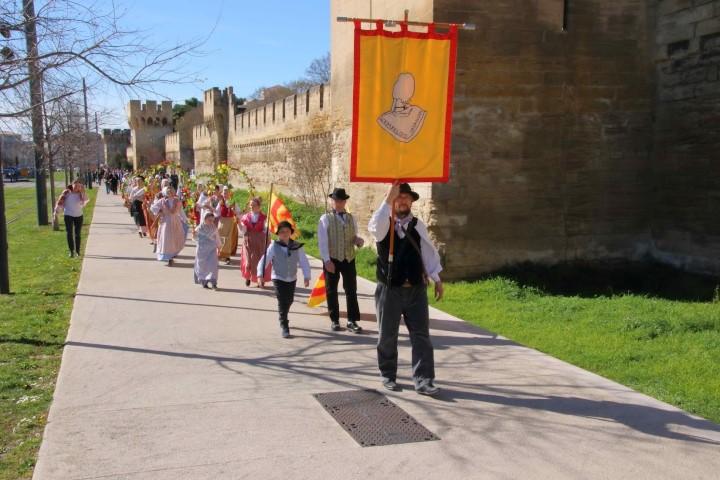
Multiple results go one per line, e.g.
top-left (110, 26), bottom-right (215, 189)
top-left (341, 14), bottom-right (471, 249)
top-left (64, 215), bottom-right (83, 254)
top-left (273, 279), bottom-right (296, 327)
top-left (324, 258), bottom-right (360, 323)
top-left (375, 282), bottom-right (435, 387)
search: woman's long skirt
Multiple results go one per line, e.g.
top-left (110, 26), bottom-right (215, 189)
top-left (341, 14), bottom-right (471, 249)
top-left (241, 228), bottom-right (270, 282)
top-left (217, 217), bottom-right (238, 259)
top-left (156, 214), bottom-right (186, 261)
top-left (131, 200), bottom-right (146, 227)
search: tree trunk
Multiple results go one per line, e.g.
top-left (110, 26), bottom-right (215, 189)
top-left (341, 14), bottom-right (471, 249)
top-left (23, 0), bottom-right (48, 225)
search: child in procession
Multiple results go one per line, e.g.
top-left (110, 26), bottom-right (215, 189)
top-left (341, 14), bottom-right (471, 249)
top-left (193, 212), bottom-right (222, 289)
top-left (258, 221), bottom-right (311, 338)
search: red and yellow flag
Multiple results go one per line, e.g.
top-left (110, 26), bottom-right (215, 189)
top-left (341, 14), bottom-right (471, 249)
top-left (350, 20), bottom-right (458, 183)
top-left (307, 272), bottom-right (327, 308)
top-left (269, 193), bottom-right (298, 239)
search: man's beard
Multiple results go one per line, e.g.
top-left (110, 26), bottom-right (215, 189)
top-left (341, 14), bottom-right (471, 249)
top-left (395, 205), bottom-right (411, 218)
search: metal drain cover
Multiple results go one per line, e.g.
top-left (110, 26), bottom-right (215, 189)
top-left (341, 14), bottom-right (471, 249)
top-left (313, 389), bottom-right (440, 447)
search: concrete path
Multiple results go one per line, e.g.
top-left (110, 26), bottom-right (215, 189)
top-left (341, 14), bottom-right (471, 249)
top-left (34, 192), bottom-right (720, 479)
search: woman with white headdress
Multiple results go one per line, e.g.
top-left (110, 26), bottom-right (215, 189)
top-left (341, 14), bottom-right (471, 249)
top-left (150, 186), bottom-right (186, 266)
top-left (215, 185), bottom-right (239, 265)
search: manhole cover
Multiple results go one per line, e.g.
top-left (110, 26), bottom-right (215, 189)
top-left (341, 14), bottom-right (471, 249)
top-left (313, 389), bottom-right (440, 447)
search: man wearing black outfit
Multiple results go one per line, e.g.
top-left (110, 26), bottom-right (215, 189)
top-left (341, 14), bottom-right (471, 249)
top-left (317, 188), bottom-right (365, 333)
top-left (368, 182), bottom-right (444, 396)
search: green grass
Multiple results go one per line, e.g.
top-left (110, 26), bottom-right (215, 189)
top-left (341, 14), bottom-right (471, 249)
top-left (236, 188), bottom-right (720, 424)
top-left (0, 184), bottom-right (97, 480)
top-left (430, 278), bottom-right (720, 423)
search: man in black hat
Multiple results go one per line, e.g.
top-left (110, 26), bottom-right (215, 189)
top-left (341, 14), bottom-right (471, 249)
top-left (368, 182), bottom-right (444, 396)
top-left (317, 187), bottom-right (365, 333)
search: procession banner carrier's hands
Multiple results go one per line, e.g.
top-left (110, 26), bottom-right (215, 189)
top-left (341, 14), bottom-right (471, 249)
top-left (324, 260), bottom-right (336, 274)
top-left (385, 181), bottom-right (400, 206)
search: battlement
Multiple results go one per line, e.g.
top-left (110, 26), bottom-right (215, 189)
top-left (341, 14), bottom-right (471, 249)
top-left (231, 83), bottom-right (330, 140)
top-left (102, 128), bottom-right (130, 138)
top-left (203, 86), bottom-right (232, 126)
top-left (127, 100), bottom-right (174, 129)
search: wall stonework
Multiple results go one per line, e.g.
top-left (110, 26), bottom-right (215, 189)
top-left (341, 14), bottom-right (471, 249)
top-left (126, 100), bottom-right (173, 170)
top-left (101, 129), bottom-right (130, 166)
top-left (134, 0), bottom-right (720, 280)
top-left (651, 0), bottom-right (720, 275)
top-left (165, 104), bottom-right (203, 171)
top-left (226, 84), bottom-right (333, 198)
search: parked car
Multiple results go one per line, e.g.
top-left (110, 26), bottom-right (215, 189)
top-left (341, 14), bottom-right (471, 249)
top-left (2, 167), bottom-right (20, 182)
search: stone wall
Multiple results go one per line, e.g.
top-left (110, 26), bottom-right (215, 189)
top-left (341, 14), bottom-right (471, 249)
top-left (165, 104), bottom-right (203, 171)
top-left (101, 129), bottom-right (130, 167)
top-left (329, 0), bottom-right (657, 279)
top-left (651, 0), bottom-right (720, 275)
top-left (227, 84), bottom-right (332, 198)
top-left (330, 0), bottom-right (437, 246)
top-left (425, 0), bottom-right (657, 278)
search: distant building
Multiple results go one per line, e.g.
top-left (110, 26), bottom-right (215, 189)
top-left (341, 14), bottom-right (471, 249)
top-left (0, 131), bottom-right (33, 167)
top-left (101, 129), bottom-right (130, 168)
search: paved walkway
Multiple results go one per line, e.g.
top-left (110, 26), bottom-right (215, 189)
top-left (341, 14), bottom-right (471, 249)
top-left (34, 192), bottom-right (720, 479)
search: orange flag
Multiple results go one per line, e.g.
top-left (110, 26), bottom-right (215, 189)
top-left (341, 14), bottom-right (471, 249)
top-left (308, 272), bottom-right (327, 308)
top-left (268, 193), bottom-right (298, 239)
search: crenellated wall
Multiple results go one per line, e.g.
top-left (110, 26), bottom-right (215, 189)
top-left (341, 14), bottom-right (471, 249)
top-left (126, 100), bottom-right (174, 170)
top-left (165, 103), bottom-right (203, 171)
top-left (101, 129), bottom-right (130, 167)
top-left (132, 0), bottom-right (720, 280)
top-left (226, 84), bottom-right (332, 198)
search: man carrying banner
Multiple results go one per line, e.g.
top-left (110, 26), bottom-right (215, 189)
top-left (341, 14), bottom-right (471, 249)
top-left (317, 188), bottom-right (365, 333)
top-left (368, 182), bottom-right (444, 396)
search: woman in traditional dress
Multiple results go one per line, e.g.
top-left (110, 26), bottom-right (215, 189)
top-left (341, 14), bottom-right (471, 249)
top-left (193, 212), bottom-right (222, 289)
top-left (239, 197), bottom-right (271, 287)
top-left (215, 186), bottom-right (239, 265)
top-left (151, 186), bottom-right (186, 266)
top-left (129, 176), bottom-right (148, 238)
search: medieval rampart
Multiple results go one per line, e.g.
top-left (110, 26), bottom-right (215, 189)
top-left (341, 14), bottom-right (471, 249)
top-left (226, 84), bottom-right (332, 199)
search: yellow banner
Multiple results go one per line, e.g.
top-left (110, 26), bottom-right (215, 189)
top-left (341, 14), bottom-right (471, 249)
top-left (351, 21), bottom-right (457, 183)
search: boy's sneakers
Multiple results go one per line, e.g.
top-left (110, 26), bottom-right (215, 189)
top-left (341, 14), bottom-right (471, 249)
top-left (281, 325), bottom-right (290, 338)
top-left (382, 379), bottom-right (399, 391)
top-left (330, 321), bottom-right (341, 332)
top-left (347, 321), bottom-right (362, 334)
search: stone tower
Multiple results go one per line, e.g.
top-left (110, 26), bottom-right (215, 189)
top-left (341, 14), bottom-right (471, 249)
top-left (203, 87), bottom-right (231, 167)
top-left (126, 100), bottom-right (173, 170)
top-left (101, 129), bottom-right (130, 167)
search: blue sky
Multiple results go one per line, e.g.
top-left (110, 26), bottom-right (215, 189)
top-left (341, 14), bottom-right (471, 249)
top-left (96, 0), bottom-right (330, 128)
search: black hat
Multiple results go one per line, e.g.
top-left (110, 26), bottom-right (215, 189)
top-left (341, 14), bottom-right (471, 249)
top-left (398, 183), bottom-right (419, 201)
top-left (329, 188), bottom-right (350, 200)
top-left (275, 220), bottom-right (295, 235)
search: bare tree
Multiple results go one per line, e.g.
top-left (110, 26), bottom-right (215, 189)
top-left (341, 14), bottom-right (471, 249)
top-left (0, 0), bottom-right (207, 119)
top-left (285, 130), bottom-right (334, 208)
top-left (304, 52), bottom-right (330, 84)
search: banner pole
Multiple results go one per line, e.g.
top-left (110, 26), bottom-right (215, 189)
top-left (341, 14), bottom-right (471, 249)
top-left (260, 182), bottom-right (274, 286)
top-left (387, 181), bottom-right (397, 285)
top-left (336, 15), bottom-right (476, 30)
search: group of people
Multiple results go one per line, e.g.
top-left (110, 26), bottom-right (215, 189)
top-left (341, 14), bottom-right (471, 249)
top-left (99, 168), bottom-right (128, 195)
top-left (121, 175), bottom-right (444, 397)
top-left (264, 182), bottom-right (443, 395)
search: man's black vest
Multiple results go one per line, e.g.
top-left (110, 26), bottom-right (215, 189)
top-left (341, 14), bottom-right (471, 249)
top-left (376, 218), bottom-right (424, 286)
